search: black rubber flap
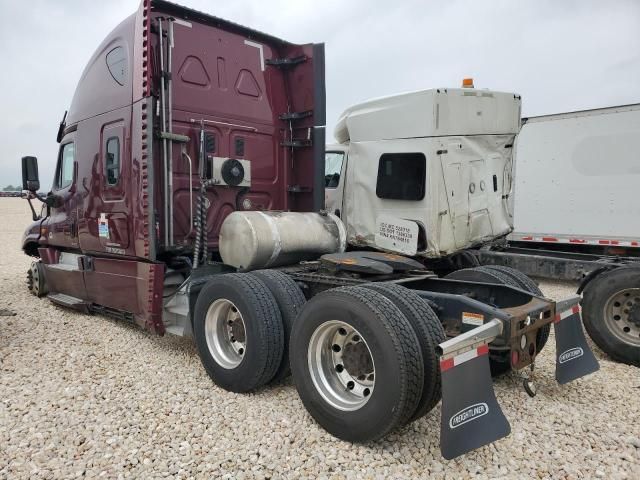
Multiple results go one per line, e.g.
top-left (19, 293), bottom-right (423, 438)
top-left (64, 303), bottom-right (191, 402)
top-left (554, 311), bottom-right (599, 384)
top-left (440, 349), bottom-right (510, 460)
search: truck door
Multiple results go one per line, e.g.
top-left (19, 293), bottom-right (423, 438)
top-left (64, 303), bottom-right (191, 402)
top-left (97, 121), bottom-right (129, 252)
top-left (42, 139), bottom-right (87, 299)
top-left (441, 152), bottom-right (471, 249)
top-left (324, 149), bottom-right (347, 216)
top-left (441, 144), bottom-right (494, 249)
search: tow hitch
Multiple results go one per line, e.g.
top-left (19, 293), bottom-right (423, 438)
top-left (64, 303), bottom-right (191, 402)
top-left (437, 295), bottom-right (599, 459)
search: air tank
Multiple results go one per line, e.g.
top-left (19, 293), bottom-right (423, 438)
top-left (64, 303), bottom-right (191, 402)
top-left (219, 211), bottom-right (347, 271)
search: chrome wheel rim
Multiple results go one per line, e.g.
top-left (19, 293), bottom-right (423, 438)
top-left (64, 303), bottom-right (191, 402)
top-left (205, 299), bottom-right (246, 369)
top-left (308, 320), bottom-right (375, 411)
top-left (604, 288), bottom-right (640, 346)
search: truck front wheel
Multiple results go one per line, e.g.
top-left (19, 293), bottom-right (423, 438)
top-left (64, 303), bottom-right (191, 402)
top-left (27, 260), bottom-right (47, 297)
top-left (582, 267), bottom-right (640, 367)
top-left (193, 273), bottom-right (284, 392)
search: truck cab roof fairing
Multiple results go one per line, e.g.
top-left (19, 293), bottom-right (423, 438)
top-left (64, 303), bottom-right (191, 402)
top-left (334, 88), bottom-right (521, 144)
top-left (66, 15), bottom-right (135, 127)
top-left (151, 0), bottom-right (295, 47)
top-left (67, 0), bottom-right (301, 128)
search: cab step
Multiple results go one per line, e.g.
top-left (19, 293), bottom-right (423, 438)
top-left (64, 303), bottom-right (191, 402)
top-left (48, 292), bottom-right (90, 312)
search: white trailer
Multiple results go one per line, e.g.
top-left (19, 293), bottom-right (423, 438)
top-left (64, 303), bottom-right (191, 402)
top-left (475, 104), bottom-right (640, 367)
top-left (510, 104), bottom-right (640, 250)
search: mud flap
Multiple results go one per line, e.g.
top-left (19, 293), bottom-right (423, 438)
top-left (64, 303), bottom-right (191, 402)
top-left (439, 344), bottom-right (511, 460)
top-left (554, 301), bottom-right (600, 384)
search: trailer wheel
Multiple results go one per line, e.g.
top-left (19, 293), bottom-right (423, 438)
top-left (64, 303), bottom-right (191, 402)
top-left (582, 267), bottom-right (640, 367)
top-left (250, 269), bottom-right (306, 382)
top-left (290, 286), bottom-right (424, 442)
top-left (479, 265), bottom-right (551, 351)
top-left (27, 260), bottom-right (47, 297)
top-left (362, 282), bottom-right (445, 421)
top-left (193, 273), bottom-right (284, 392)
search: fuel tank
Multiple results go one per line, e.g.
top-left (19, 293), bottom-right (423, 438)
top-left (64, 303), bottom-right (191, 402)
top-left (219, 211), bottom-right (346, 271)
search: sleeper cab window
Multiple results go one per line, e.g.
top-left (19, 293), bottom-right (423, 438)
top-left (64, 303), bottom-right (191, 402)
top-left (55, 143), bottom-right (75, 190)
top-left (105, 137), bottom-right (120, 186)
top-left (376, 153), bottom-right (426, 200)
top-left (325, 151), bottom-right (345, 188)
top-left (106, 46), bottom-right (127, 86)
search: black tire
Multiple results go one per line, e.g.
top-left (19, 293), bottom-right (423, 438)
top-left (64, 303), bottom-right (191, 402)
top-left (251, 269), bottom-right (306, 382)
top-left (27, 260), bottom-right (48, 298)
top-left (451, 250), bottom-right (481, 270)
top-left (481, 265), bottom-right (542, 295)
top-left (290, 286), bottom-right (424, 442)
top-left (480, 265), bottom-right (551, 351)
top-left (193, 273), bottom-right (284, 393)
top-left (362, 282), bottom-right (445, 421)
top-left (445, 267), bottom-right (527, 376)
top-left (581, 267), bottom-right (640, 367)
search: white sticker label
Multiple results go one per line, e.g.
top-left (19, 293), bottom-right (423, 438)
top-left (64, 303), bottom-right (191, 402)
top-left (462, 312), bottom-right (484, 326)
top-left (98, 213), bottom-right (109, 239)
top-left (375, 215), bottom-right (419, 255)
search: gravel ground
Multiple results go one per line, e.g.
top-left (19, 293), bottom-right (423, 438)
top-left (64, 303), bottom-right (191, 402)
top-left (1, 197), bottom-right (639, 479)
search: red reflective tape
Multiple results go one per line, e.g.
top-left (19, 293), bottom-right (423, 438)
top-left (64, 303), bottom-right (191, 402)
top-left (440, 357), bottom-right (455, 372)
top-left (542, 237), bottom-right (558, 242)
top-left (555, 305), bottom-right (580, 323)
top-left (569, 238), bottom-right (586, 244)
top-left (599, 240), bottom-right (610, 245)
top-left (632, 241), bottom-right (639, 247)
top-left (477, 344), bottom-right (489, 356)
top-left (521, 236), bottom-right (533, 241)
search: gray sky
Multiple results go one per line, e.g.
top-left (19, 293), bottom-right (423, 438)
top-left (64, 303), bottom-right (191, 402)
top-left (1, 0), bottom-right (638, 188)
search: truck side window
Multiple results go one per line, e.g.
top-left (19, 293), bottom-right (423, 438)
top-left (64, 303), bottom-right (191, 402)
top-left (106, 46), bottom-right (126, 86)
top-left (376, 153), bottom-right (426, 200)
top-left (325, 151), bottom-right (344, 188)
top-left (105, 137), bottom-right (120, 186)
top-left (55, 143), bottom-right (75, 190)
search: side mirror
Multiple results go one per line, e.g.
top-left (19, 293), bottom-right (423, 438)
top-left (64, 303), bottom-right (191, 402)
top-left (22, 156), bottom-right (40, 192)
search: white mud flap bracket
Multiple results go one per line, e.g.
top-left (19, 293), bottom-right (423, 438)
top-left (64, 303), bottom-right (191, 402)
top-left (437, 319), bottom-right (510, 460)
top-left (553, 296), bottom-right (599, 384)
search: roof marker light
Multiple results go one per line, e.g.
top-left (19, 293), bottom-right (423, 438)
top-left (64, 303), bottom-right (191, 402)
top-left (462, 78), bottom-right (474, 88)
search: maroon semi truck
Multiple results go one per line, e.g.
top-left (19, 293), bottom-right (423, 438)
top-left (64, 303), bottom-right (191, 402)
top-left (20, 0), bottom-right (599, 459)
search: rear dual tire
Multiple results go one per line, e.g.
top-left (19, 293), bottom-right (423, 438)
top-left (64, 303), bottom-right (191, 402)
top-left (290, 285), bottom-right (443, 442)
top-left (193, 273), bottom-right (284, 393)
top-left (362, 282), bottom-right (445, 420)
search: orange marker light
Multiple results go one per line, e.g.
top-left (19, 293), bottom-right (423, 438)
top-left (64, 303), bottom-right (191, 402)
top-left (462, 78), bottom-right (474, 88)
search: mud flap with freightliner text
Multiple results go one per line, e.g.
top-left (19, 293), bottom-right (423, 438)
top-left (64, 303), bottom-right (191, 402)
top-left (437, 300), bottom-right (599, 460)
top-left (437, 319), bottom-right (510, 460)
top-left (553, 296), bottom-right (600, 384)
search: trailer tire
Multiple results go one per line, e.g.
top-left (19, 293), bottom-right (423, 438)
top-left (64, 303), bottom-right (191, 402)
top-left (480, 265), bottom-right (551, 351)
top-left (581, 267), bottom-right (640, 367)
top-left (193, 273), bottom-right (284, 393)
top-left (362, 282), bottom-right (445, 421)
top-left (290, 286), bottom-right (424, 442)
top-left (250, 269), bottom-right (306, 382)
